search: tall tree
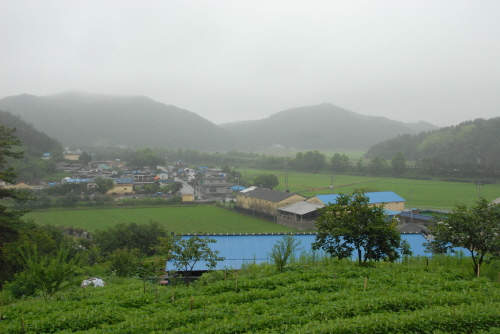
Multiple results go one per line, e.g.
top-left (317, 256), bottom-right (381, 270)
top-left (94, 177), bottom-right (115, 198)
top-left (330, 153), bottom-right (350, 173)
top-left (428, 198), bottom-right (500, 275)
top-left (78, 151), bottom-right (92, 165)
top-left (313, 192), bottom-right (403, 265)
top-left (391, 151), bottom-right (407, 176)
top-left (253, 174), bottom-right (279, 189)
top-left (368, 156), bottom-right (388, 176)
top-left (0, 126), bottom-right (29, 286)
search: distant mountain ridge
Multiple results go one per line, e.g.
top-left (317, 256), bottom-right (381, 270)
top-left (0, 92), bottom-right (231, 150)
top-left (220, 103), bottom-right (437, 149)
top-left (0, 92), bottom-right (438, 150)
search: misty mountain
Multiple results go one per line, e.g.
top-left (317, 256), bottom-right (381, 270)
top-left (0, 92), bottom-right (233, 150)
top-left (0, 93), bottom-right (437, 151)
top-left (364, 117), bottom-right (500, 165)
top-left (0, 110), bottom-right (61, 157)
top-left (221, 103), bottom-right (438, 149)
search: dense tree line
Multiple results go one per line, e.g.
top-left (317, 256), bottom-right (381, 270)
top-left (365, 118), bottom-right (500, 179)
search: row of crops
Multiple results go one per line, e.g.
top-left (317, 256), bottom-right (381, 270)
top-left (2, 256), bottom-right (500, 333)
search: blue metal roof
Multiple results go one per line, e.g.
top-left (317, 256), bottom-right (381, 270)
top-left (65, 179), bottom-right (91, 183)
top-left (116, 178), bottom-right (134, 184)
top-left (166, 233), bottom-right (431, 271)
top-left (315, 191), bottom-right (405, 205)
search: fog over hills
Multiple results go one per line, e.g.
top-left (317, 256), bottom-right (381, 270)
top-left (0, 92), bottom-right (437, 150)
top-left (221, 103), bottom-right (438, 149)
top-left (0, 92), bottom-right (232, 150)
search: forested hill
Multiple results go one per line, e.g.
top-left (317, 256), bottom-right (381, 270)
top-left (0, 93), bottom-right (437, 150)
top-left (0, 110), bottom-right (61, 157)
top-left (0, 92), bottom-right (234, 150)
top-left (220, 103), bottom-right (437, 149)
top-left (364, 117), bottom-right (500, 165)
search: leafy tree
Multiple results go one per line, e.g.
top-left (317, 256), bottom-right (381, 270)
top-left (356, 157), bottom-right (365, 173)
top-left (17, 242), bottom-right (76, 300)
top-left (368, 156), bottom-right (388, 175)
top-left (293, 150), bottom-right (326, 172)
top-left (94, 221), bottom-right (168, 256)
top-left (330, 153), bottom-right (350, 173)
top-left (313, 192), bottom-right (403, 265)
top-left (171, 235), bottom-right (225, 286)
top-left (94, 177), bottom-right (115, 198)
top-left (107, 248), bottom-right (142, 277)
top-left (253, 174), bottom-right (279, 189)
top-left (78, 151), bottom-right (92, 165)
top-left (427, 198), bottom-right (500, 275)
top-left (270, 235), bottom-right (302, 272)
top-left (391, 152), bottom-right (407, 176)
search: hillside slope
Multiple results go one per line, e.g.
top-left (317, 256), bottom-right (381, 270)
top-left (0, 92), bottom-right (234, 150)
top-left (365, 117), bottom-right (500, 166)
top-left (0, 110), bottom-right (61, 156)
top-left (221, 103), bottom-right (437, 149)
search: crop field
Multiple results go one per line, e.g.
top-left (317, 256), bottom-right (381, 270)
top-left (23, 206), bottom-right (297, 233)
top-left (240, 168), bottom-right (500, 210)
top-left (3, 256), bottom-right (500, 333)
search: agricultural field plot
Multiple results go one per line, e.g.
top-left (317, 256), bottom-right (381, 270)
top-left (3, 257), bottom-right (500, 333)
top-left (23, 206), bottom-right (297, 233)
top-left (240, 168), bottom-right (500, 210)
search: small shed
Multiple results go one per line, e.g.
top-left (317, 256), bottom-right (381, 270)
top-left (182, 193), bottom-right (194, 202)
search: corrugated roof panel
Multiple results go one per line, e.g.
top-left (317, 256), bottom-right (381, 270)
top-left (166, 233), bottom-right (430, 271)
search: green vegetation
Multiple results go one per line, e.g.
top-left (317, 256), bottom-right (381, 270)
top-left (429, 198), bottom-right (500, 275)
top-left (2, 257), bottom-right (500, 333)
top-left (241, 168), bottom-right (500, 210)
top-left (23, 206), bottom-right (298, 233)
top-left (0, 110), bottom-right (61, 183)
top-left (314, 192), bottom-right (405, 265)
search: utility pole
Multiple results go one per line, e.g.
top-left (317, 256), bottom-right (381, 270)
top-left (409, 189), bottom-right (413, 222)
top-left (330, 175), bottom-right (334, 194)
top-left (284, 161), bottom-right (289, 192)
top-left (475, 181), bottom-right (483, 199)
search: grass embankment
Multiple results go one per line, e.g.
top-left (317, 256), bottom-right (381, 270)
top-left (2, 256), bottom-right (500, 333)
top-left (23, 205), bottom-right (297, 233)
top-left (240, 168), bottom-right (500, 210)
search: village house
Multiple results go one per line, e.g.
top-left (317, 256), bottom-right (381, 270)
top-left (106, 177), bottom-right (134, 195)
top-left (198, 175), bottom-right (232, 197)
top-left (236, 187), bottom-right (307, 216)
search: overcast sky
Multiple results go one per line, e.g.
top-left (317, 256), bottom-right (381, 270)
top-left (1, 1), bottom-right (499, 126)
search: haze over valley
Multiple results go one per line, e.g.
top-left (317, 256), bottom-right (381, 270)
top-left (0, 91), bottom-right (438, 151)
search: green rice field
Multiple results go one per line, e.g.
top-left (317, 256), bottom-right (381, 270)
top-left (23, 206), bottom-right (297, 233)
top-left (240, 168), bottom-right (500, 210)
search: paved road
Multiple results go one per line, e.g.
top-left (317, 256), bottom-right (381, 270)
top-left (175, 177), bottom-right (195, 195)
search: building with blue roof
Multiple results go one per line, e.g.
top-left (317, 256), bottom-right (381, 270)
top-left (166, 233), bottom-right (430, 271)
top-left (307, 191), bottom-right (406, 212)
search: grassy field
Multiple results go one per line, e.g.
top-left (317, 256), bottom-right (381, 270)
top-left (239, 168), bottom-right (500, 210)
top-left (23, 205), bottom-right (298, 233)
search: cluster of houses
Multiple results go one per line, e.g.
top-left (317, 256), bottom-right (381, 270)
top-left (234, 187), bottom-right (437, 235)
top-left (2, 154), bottom-right (239, 200)
top-left (0, 150), bottom-right (441, 235)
